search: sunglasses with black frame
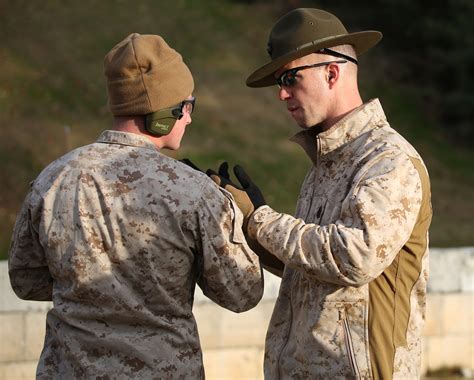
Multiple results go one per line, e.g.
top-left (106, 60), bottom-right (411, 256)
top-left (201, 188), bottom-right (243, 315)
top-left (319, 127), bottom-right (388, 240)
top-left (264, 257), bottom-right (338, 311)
top-left (171, 96), bottom-right (196, 119)
top-left (276, 48), bottom-right (358, 88)
top-left (144, 96), bottom-right (196, 136)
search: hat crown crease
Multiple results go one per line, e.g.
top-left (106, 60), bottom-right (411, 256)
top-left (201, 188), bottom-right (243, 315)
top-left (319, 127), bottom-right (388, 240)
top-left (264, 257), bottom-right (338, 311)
top-left (269, 9), bottom-right (348, 59)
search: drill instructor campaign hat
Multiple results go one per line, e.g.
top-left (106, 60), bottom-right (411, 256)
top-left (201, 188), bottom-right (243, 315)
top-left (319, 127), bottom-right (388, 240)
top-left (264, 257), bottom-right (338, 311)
top-left (246, 8), bottom-right (382, 88)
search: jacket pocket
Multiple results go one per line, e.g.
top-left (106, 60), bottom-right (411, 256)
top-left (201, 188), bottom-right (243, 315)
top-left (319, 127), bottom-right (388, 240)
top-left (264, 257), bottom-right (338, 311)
top-left (340, 307), bottom-right (361, 378)
top-left (318, 300), bottom-right (371, 379)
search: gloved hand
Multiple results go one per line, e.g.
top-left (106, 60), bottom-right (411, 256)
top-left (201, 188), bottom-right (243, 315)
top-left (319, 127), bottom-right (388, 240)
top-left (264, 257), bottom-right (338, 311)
top-left (180, 158), bottom-right (203, 172)
top-left (233, 165), bottom-right (266, 209)
top-left (206, 161), bottom-right (233, 187)
top-left (207, 162), bottom-right (266, 230)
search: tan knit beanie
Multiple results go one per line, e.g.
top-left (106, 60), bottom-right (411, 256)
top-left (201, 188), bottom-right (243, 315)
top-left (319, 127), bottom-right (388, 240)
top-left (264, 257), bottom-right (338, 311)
top-left (104, 33), bottom-right (194, 116)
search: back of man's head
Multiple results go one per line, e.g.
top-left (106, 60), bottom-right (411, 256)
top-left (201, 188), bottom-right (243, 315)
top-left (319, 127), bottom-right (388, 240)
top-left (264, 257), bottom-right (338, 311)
top-left (104, 33), bottom-right (194, 117)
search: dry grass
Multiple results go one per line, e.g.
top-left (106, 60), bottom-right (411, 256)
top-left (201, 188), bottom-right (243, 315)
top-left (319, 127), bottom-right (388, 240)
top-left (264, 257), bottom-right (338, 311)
top-left (1, 1), bottom-right (472, 258)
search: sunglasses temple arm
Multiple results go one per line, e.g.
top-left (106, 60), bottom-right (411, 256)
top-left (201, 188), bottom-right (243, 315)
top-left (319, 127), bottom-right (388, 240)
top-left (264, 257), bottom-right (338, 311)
top-left (320, 48), bottom-right (358, 65)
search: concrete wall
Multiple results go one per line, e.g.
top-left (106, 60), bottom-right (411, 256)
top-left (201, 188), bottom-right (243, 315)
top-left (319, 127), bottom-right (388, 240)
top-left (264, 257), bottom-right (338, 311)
top-left (1, 247), bottom-right (473, 380)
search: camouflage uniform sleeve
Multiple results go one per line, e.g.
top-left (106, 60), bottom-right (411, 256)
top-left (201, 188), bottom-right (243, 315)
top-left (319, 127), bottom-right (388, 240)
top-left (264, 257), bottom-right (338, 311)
top-left (195, 181), bottom-right (263, 312)
top-left (8, 188), bottom-right (53, 301)
top-left (247, 152), bottom-right (423, 287)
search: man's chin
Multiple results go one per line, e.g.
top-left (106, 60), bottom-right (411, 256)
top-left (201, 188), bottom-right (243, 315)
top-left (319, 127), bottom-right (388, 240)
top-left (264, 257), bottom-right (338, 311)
top-left (294, 115), bottom-right (322, 130)
top-left (295, 119), bottom-right (311, 129)
top-left (292, 114), bottom-right (313, 129)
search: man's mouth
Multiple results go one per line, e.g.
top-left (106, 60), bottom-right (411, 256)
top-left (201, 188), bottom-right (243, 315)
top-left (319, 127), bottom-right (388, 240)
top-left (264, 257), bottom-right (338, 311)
top-left (288, 105), bottom-right (299, 114)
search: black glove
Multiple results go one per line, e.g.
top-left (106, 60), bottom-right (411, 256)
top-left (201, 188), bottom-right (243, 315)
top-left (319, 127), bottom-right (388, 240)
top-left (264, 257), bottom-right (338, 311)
top-left (207, 162), bottom-right (266, 230)
top-left (233, 165), bottom-right (266, 209)
top-left (206, 162), bottom-right (234, 187)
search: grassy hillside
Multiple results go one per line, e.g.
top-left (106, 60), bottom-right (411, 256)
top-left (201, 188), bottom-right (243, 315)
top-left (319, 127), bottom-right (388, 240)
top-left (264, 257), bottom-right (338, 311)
top-left (1, 0), bottom-right (473, 259)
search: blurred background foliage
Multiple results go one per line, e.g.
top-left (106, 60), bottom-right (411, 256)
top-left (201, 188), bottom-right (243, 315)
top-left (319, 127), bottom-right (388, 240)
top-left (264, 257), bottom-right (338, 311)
top-left (0, 0), bottom-right (473, 259)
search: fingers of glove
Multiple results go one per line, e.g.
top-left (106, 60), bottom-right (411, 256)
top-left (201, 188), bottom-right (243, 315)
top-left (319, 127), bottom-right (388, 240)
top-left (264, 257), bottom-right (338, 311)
top-left (234, 165), bottom-right (266, 207)
top-left (220, 176), bottom-right (235, 188)
top-left (207, 169), bottom-right (234, 188)
top-left (206, 168), bottom-right (217, 177)
top-left (180, 158), bottom-right (202, 172)
top-left (208, 167), bottom-right (239, 189)
top-left (218, 162), bottom-right (230, 179)
top-left (233, 165), bottom-right (253, 189)
top-left (209, 174), bottom-right (221, 186)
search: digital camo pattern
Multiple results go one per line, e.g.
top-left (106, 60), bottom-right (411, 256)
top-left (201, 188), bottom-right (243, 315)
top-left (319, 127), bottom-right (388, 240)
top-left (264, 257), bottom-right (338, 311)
top-left (248, 99), bottom-right (431, 379)
top-left (9, 130), bottom-right (263, 379)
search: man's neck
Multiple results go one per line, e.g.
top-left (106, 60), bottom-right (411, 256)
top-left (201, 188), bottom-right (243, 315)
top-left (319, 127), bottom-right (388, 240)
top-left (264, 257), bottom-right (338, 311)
top-left (320, 89), bottom-right (363, 131)
top-left (113, 116), bottom-right (145, 134)
top-left (319, 106), bottom-right (360, 131)
top-left (112, 116), bottom-right (164, 149)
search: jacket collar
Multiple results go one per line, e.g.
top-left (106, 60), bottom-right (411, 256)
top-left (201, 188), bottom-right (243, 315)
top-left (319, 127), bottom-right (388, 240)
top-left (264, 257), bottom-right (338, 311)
top-left (290, 98), bottom-right (387, 165)
top-left (96, 130), bottom-right (157, 150)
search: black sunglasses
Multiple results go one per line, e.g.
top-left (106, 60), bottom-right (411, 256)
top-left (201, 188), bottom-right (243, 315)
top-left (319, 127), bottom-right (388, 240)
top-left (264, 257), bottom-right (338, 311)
top-left (277, 60), bottom-right (347, 88)
top-left (171, 96), bottom-right (196, 119)
top-left (276, 48), bottom-right (358, 88)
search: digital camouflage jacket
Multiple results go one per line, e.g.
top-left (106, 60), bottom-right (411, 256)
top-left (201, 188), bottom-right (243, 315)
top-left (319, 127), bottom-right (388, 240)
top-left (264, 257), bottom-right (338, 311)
top-left (248, 99), bottom-right (432, 379)
top-left (9, 130), bottom-right (263, 379)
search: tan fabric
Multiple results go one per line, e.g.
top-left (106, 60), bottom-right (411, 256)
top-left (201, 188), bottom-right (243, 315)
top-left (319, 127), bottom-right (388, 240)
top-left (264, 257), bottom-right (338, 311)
top-left (368, 157), bottom-right (431, 379)
top-left (9, 130), bottom-right (263, 379)
top-left (248, 99), bottom-right (432, 379)
top-left (104, 33), bottom-right (194, 116)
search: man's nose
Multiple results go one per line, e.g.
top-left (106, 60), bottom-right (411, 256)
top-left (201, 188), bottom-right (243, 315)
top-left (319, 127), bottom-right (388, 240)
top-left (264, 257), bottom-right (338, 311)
top-left (279, 86), bottom-right (291, 101)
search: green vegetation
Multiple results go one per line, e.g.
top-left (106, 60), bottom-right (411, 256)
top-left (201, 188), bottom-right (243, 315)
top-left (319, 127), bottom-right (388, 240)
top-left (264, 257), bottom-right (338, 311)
top-left (1, 1), bottom-right (473, 259)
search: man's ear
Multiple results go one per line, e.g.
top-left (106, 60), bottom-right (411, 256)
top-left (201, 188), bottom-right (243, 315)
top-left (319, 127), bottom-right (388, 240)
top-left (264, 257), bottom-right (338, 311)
top-left (327, 63), bottom-right (340, 85)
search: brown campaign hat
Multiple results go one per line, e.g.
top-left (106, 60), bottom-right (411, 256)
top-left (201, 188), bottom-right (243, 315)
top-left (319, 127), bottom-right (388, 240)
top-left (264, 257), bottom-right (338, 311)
top-left (246, 8), bottom-right (382, 88)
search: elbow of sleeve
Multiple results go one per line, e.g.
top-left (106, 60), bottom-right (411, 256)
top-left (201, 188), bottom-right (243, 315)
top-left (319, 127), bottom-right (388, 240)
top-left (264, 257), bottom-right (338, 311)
top-left (245, 283), bottom-right (264, 310)
top-left (344, 271), bottom-right (372, 287)
top-left (232, 296), bottom-right (263, 313)
top-left (317, 261), bottom-right (374, 287)
top-left (337, 260), bottom-right (381, 287)
top-left (202, 276), bottom-right (264, 313)
top-left (10, 281), bottom-right (37, 300)
top-left (10, 281), bottom-right (28, 300)
top-left (9, 269), bottom-right (53, 301)
top-left (11, 283), bottom-right (53, 301)
top-left (228, 280), bottom-right (264, 313)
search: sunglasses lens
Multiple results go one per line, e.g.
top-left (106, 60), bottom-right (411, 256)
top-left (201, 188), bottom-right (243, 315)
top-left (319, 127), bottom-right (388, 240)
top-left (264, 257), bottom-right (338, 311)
top-left (182, 98), bottom-right (195, 115)
top-left (283, 72), bottom-right (296, 87)
top-left (183, 101), bottom-right (193, 114)
top-left (277, 71), bottom-right (297, 88)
